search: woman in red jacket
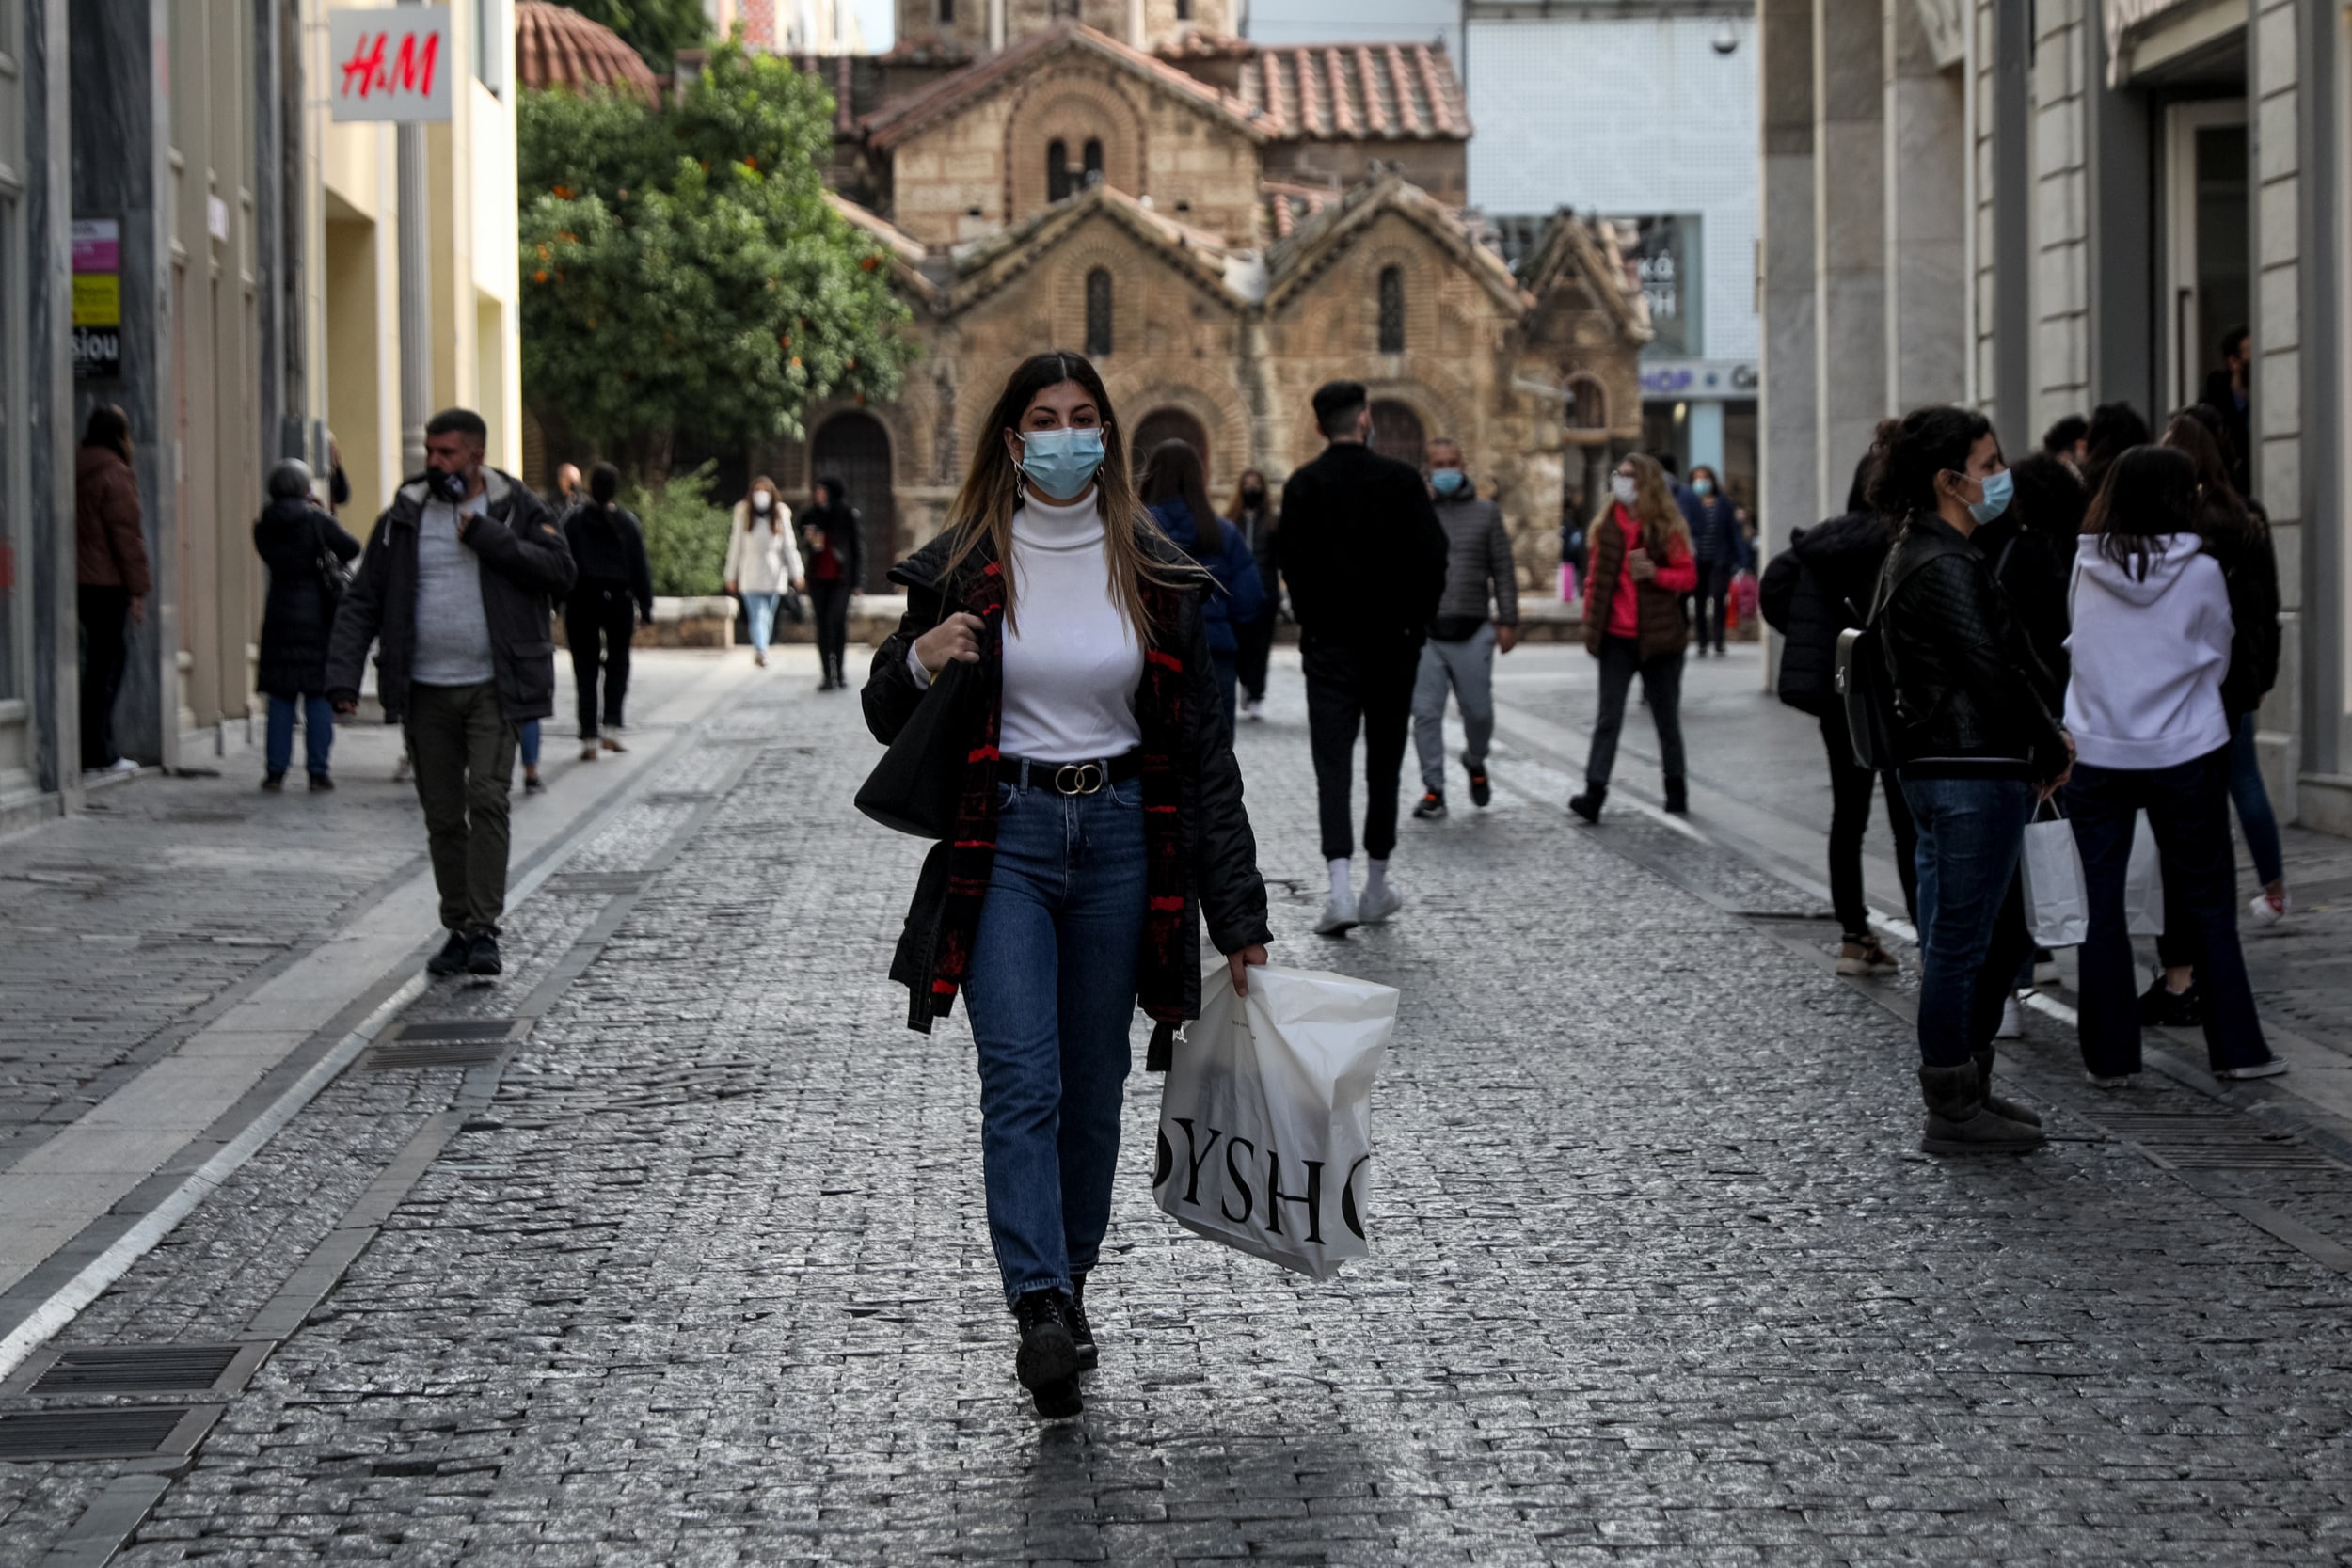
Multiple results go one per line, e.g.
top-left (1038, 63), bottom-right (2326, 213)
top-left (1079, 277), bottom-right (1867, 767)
top-left (1570, 452), bottom-right (1698, 820)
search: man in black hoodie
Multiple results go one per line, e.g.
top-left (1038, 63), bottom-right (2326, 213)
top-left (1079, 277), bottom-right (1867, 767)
top-left (1276, 381), bottom-right (1451, 936)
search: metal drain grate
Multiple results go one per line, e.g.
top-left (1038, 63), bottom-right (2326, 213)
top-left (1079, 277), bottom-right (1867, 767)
top-left (0, 1342), bottom-right (268, 1398)
top-left (2093, 1112), bottom-right (2347, 1171)
top-left (0, 1405), bottom-right (222, 1462)
top-left (546, 872), bottom-right (649, 895)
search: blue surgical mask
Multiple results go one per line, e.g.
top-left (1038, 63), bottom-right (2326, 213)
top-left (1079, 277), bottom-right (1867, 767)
top-left (1968, 467), bottom-right (2013, 525)
top-left (1431, 468), bottom-right (1467, 497)
top-left (1018, 428), bottom-right (1107, 501)
top-left (1692, 478), bottom-right (1714, 498)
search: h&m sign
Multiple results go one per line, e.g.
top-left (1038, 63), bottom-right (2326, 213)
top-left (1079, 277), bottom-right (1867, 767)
top-left (329, 7), bottom-right (453, 123)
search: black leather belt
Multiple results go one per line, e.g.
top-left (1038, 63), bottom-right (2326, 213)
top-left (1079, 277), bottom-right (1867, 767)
top-left (997, 752), bottom-right (1143, 796)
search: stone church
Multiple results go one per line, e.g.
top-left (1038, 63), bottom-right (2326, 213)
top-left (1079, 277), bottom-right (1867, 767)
top-left (767, 0), bottom-right (1653, 592)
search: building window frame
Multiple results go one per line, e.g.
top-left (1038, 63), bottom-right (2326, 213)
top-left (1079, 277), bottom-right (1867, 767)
top-left (1377, 265), bottom-right (1406, 354)
top-left (1083, 137), bottom-right (1104, 187)
top-left (1565, 372), bottom-right (1608, 432)
top-left (1047, 138), bottom-right (1071, 202)
top-left (1085, 266), bottom-right (1113, 357)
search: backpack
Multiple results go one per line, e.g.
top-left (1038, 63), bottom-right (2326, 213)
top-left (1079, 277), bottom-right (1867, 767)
top-left (1835, 549), bottom-right (1941, 771)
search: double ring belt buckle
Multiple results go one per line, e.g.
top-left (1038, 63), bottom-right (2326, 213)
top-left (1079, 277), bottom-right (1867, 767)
top-left (1051, 763), bottom-right (1105, 796)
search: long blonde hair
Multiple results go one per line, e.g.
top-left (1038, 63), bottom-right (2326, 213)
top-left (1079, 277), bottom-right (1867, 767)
top-left (1621, 452), bottom-right (1692, 562)
top-left (943, 350), bottom-right (1188, 636)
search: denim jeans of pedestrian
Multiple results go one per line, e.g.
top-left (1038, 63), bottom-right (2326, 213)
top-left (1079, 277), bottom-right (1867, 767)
top-left (2156, 710), bottom-right (2286, 969)
top-left (265, 693), bottom-right (336, 779)
top-left (743, 591), bottom-right (780, 651)
top-left (2067, 749), bottom-right (2270, 1077)
top-left (517, 721), bottom-right (541, 769)
top-left (961, 775), bottom-right (1149, 1307)
top-left (1413, 624), bottom-right (1496, 790)
top-left (1900, 775), bottom-right (2032, 1068)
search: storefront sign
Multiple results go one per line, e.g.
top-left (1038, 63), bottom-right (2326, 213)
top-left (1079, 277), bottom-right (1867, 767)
top-left (1614, 214), bottom-right (1702, 358)
top-left (71, 219), bottom-right (121, 381)
top-left (329, 7), bottom-right (453, 122)
top-left (1638, 359), bottom-right (1758, 400)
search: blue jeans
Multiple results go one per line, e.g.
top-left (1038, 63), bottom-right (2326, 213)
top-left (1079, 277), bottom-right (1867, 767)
top-left (517, 720), bottom-right (541, 769)
top-left (2068, 749), bottom-right (2270, 1077)
top-left (743, 591), bottom-right (779, 651)
top-left (961, 774), bottom-right (1149, 1306)
top-left (2229, 710), bottom-right (2283, 887)
top-left (1902, 776), bottom-right (2033, 1068)
top-left (265, 694), bottom-right (336, 779)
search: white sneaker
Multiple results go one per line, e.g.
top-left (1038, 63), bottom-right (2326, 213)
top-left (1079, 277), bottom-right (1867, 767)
top-left (2217, 1056), bottom-right (2289, 1080)
top-left (1242, 698), bottom-right (1264, 722)
top-left (85, 757), bottom-right (139, 778)
top-left (1314, 889), bottom-right (1359, 936)
top-left (1995, 995), bottom-right (2024, 1039)
top-left (2248, 890), bottom-right (2286, 927)
top-left (1358, 882), bottom-right (1403, 925)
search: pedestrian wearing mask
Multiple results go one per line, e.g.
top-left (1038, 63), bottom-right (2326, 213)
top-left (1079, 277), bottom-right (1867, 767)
top-left (2137, 413), bottom-right (2288, 1026)
top-left (1758, 453), bottom-right (1915, 974)
top-left (563, 463), bottom-right (654, 760)
top-left (75, 404), bottom-right (151, 776)
top-left (253, 460), bottom-right (361, 791)
top-left (1141, 440), bottom-right (1264, 732)
top-left (725, 477), bottom-right (804, 668)
top-left (863, 350), bottom-right (1270, 1421)
top-left (326, 407), bottom-right (575, 979)
top-left (1276, 381), bottom-right (1452, 934)
top-left (1871, 406), bottom-right (2068, 1153)
top-left (1680, 464), bottom-right (1741, 657)
top-left (1411, 439), bottom-right (1518, 821)
top-left (799, 475), bottom-right (866, 691)
top-left (1569, 453), bottom-right (1697, 822)
top-left (1228, 468), bottom-right (1279, 721)
top-left (2064, 445), bottom-right (2282, 1083)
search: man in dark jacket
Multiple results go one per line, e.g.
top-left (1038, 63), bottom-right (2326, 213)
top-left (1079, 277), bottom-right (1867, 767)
top-left (326, 407), bottom-right (575, 978)
top-left (563, 463), bottom-right (655, 756)
top-left (1410, 438), bottom-right (1518, 822)
top-left (1276, 380), bottom-right (1450, 935)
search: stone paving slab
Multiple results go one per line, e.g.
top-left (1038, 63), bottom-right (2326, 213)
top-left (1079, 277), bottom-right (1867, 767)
top-left (3, 650), bottom-right (2351, 1564)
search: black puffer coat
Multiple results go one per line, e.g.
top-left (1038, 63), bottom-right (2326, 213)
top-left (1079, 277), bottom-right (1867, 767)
top-left (864, 523), bottom-right (1272, 1032)
top-left (1879, 512), bottom-right (2068, 781)
top-left (254, 499), bottom-right (362, 697)
top-left (1759, 509), bottom-right (1892, 715)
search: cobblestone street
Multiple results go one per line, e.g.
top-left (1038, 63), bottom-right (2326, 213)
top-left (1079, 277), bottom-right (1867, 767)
top-left (4, 646), bottom-right (2352, 1565)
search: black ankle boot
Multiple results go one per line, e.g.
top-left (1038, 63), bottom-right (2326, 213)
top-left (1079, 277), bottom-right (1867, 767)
top-left (1567, 783), bottom-right (1606, 824)
top-left (1918, 1062), bottom-right (2043, 1155)
top-left (1970, 1047), bottom-right (2042, 1127)
top-left (1012, 1289), bottom-right (1079, 1393)
top-left (1067, 1273), bottom-right (1097, 1371)
top-left (1663, 775), bottom-right (1689, 814)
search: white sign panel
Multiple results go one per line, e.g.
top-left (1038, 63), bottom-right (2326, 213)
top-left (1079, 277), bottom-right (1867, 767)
top-left (328, 7), bottom-right (453, 123)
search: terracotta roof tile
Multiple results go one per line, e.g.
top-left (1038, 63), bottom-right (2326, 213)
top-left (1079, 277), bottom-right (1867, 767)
top-left (1237, 42), bottom-right (1468, 142)
top-left (514, 2), bottom-right (660, 105)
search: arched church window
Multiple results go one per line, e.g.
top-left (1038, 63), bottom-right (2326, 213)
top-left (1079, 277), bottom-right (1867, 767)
top-left (939, 0), bottom-right (954, 23)
top-left (1083, 138), bottom-right (1104, 187)
top-left (1177, 0), bottom-right (1193, 17)
top-left (1377, 266), bottom-right (1406, 354)
top-left (1566, 373), bottom-right (1607, 432)
top-left (1086, 268), bottom-right (1114, 357)
top-left (1048, 139), bottom-right (1071, 202)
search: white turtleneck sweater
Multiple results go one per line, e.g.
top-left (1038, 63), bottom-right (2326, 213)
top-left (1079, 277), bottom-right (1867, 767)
top-left (911, 489), bottom-right (1144, 762)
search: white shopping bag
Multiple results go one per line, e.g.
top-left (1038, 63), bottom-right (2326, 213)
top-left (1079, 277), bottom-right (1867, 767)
top-left (2021, 816), bottom-right (2090, 948)
top-left (1153, 963), bottom-right (1396, 1280)
top-left (2123, 808), bottom-right (2165, 936)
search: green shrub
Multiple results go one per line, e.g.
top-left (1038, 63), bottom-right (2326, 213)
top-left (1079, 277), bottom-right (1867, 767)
top-left (626, 463), bottom-right (730, 598)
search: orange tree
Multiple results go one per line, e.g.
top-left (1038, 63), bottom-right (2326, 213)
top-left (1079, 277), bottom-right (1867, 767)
top-left (519, 42), bottom-right (911, 486)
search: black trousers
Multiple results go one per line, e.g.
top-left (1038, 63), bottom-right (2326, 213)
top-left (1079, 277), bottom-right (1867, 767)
top-left (1693, 559), bottom-right (1736, 654)
top-left (810, 579), bottom-right (853, 678)
top-left (1820, 705), bottom-right (1919, 934)
top-left (1584, 635), bottom-right (1685, 790)
top-left (1234, 610), bottom-right (1276, 702)
top-left (1304, 637), bottom-right (1421, 863)
top-left (565, 586), bottom-right (636, 738)
top-left (77, 585), bottom-right (133, 768)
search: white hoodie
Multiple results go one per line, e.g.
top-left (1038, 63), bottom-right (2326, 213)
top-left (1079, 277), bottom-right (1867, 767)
top-left (2063, 532), bottom-right (2233, 770)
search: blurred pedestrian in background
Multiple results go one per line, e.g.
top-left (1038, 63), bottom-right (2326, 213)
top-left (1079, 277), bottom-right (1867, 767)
top-left (1570, 452), bottom-right (1696, 822)
top-left (253, 459), bottom-right (360, 792)
top-left (1228, 467), bottom-right (1279, 721)
top-left (1278, 380), bottom-right (1450, 935)
top-left (1141, 439), bottom-right (1263, 732)
top-left (1681, 463), bottom-right (1742, 657)
top-left (1759, 452), bottom-right (1915, 974)
top-left (2042, 414), bottom-right (2090, 475)
top-left (2199, 325), bottom-right (2254, 496)
top-left (552, 463), bottom-right (583, 519)
top-left (800, 475), bottom-right (866, 691)
top-left (1411, 437), bottom-right (1517, 821)
top-left (2080, 402), bottom-right (2149, 496)
top-left (562, 464), bottom-right (652, 760)
top-left (2062, 444), bottom-right (2281, 1084)
top-left (1871, 406), bottom-right (2065, 1154)
top-left (75, 404), bottom-right (150, 777)
top-left (725, 476), bottom-right (804, 668)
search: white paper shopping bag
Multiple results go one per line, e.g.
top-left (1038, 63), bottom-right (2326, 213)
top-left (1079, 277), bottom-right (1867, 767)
top-left (1153, 963), bottom-right (1396, 1280)
top-left (2021, 816), bottom-right (2090, 947)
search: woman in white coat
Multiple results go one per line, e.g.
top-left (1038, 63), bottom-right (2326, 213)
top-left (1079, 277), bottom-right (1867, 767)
top-left (724, 476), bottom-right (805, 666)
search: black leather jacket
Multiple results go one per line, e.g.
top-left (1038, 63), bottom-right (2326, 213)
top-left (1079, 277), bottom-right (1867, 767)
top-left (1880, 513), bottom-right (2067, 780)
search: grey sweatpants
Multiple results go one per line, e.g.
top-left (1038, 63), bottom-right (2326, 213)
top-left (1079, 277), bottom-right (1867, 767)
top-left (1412, 623), bottom-right (1497, 790)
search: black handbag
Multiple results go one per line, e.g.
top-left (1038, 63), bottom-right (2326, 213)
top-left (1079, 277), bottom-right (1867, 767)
top-left (855, 657), bottom-right (978, 838)
top-left (311, 514), bottom-right (354, 606)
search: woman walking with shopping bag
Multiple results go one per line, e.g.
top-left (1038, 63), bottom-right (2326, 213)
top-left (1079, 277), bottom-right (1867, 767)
top-left (724, 476), bottom-right (803, 667)
top-left (862, 350), bottom-right (1271, 1420)
top-left (2063, 444), bottom-right (2283, 1084)
top-left (1569, 453), bottom-right (1697, 821)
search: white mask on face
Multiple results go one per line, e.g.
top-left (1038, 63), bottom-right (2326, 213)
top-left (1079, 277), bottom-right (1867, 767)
top-left (752, 492), bottom-right (771, 515)
top-left (1612, 475), bottom-right (1639, 507)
